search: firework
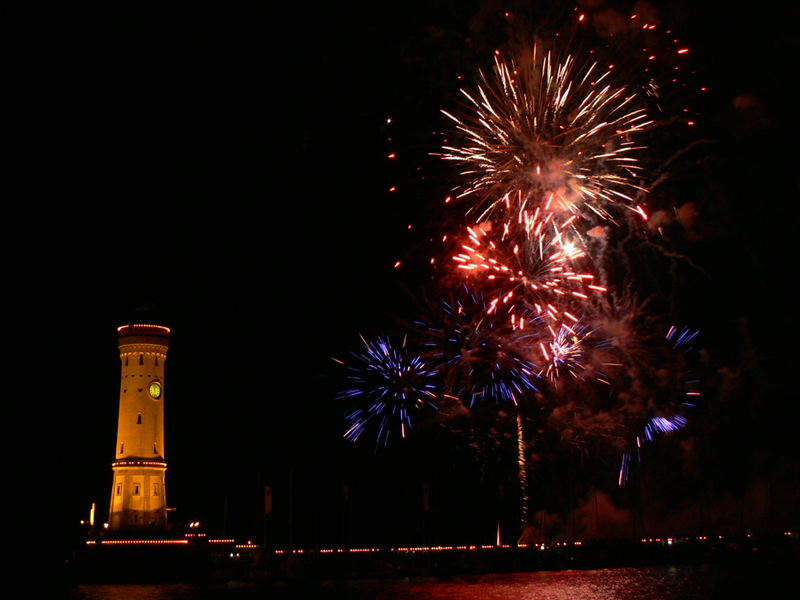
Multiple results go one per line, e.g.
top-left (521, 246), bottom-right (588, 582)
top-left (450, 219), bottom-right (605, 326)
top-left (416, 286), bottom-right (541, 408)
top-left (416, 286), bottom-right (543, 529)
top-left (537, 320), bottom-right (609, 383)
top-left (440, 46), bottom-right (652, 226)
top-left (335, 18), bottom-right (704, 536)
top-left (338, 335), bottom-right (440, 449)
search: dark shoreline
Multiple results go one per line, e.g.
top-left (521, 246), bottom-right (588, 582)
top-left (63, 533), bottom-right (799, 586)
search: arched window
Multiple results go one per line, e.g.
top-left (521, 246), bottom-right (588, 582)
top-left (139, 354), bottom-right (144, 365)
top-left (137, 413), bottom-right (142, 424)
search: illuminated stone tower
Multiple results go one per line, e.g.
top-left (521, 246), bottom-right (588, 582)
top-left (108, 324), bottom-right (171, 531)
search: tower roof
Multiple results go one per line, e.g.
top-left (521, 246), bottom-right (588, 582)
top-left (117, 324), bottom-right (171, 348)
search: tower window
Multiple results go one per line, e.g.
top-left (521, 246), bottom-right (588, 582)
top-left (139, 354), bottom-right (144, 365)
top-left (137, 413), bottom-right (142, 424)
top-left (125, 356), bottom-right (128, 366)
top-left (153, 483), bottom-right (159, 496)
top-left (116, 484), bottom-right (121, 496)
top-left (120, 443), bottom-right (124, 454)
top-left (133, 483), bottom-right (140, 496)
top-left (155, 356), bottom-right (159, 366)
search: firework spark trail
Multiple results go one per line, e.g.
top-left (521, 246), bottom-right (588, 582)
top-left (617, 325), bottom-right (703, 486)
top-left (440, 47), bottom-right (652, 227)
top-left (338, 335), bottom-right (439, 449)
top-left (665, 325), bottom-right (703, 405)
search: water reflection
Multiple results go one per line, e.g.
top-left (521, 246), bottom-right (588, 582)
top-left (69, 564), bottom-right (789, 600)
top-left (70, 584), bottom-right (198, 600)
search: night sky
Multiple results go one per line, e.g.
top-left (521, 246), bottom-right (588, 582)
top-left (12, 1), bottom-right (798, 557)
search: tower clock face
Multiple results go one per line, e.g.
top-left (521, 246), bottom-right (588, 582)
top-left (148, 381), bottom-right (162, 399)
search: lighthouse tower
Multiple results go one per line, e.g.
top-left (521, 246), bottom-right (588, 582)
top-left (108, 324), bottom-right (171, 532)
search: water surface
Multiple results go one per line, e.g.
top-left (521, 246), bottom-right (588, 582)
top-left (68, 563), bottom-right (790, 599)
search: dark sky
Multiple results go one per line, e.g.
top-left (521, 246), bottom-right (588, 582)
top-left (12, 2), bottom-right (798, 554)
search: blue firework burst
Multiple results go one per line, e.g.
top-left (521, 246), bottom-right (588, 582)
top-left (338, 335), bottom-right (439, 449)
